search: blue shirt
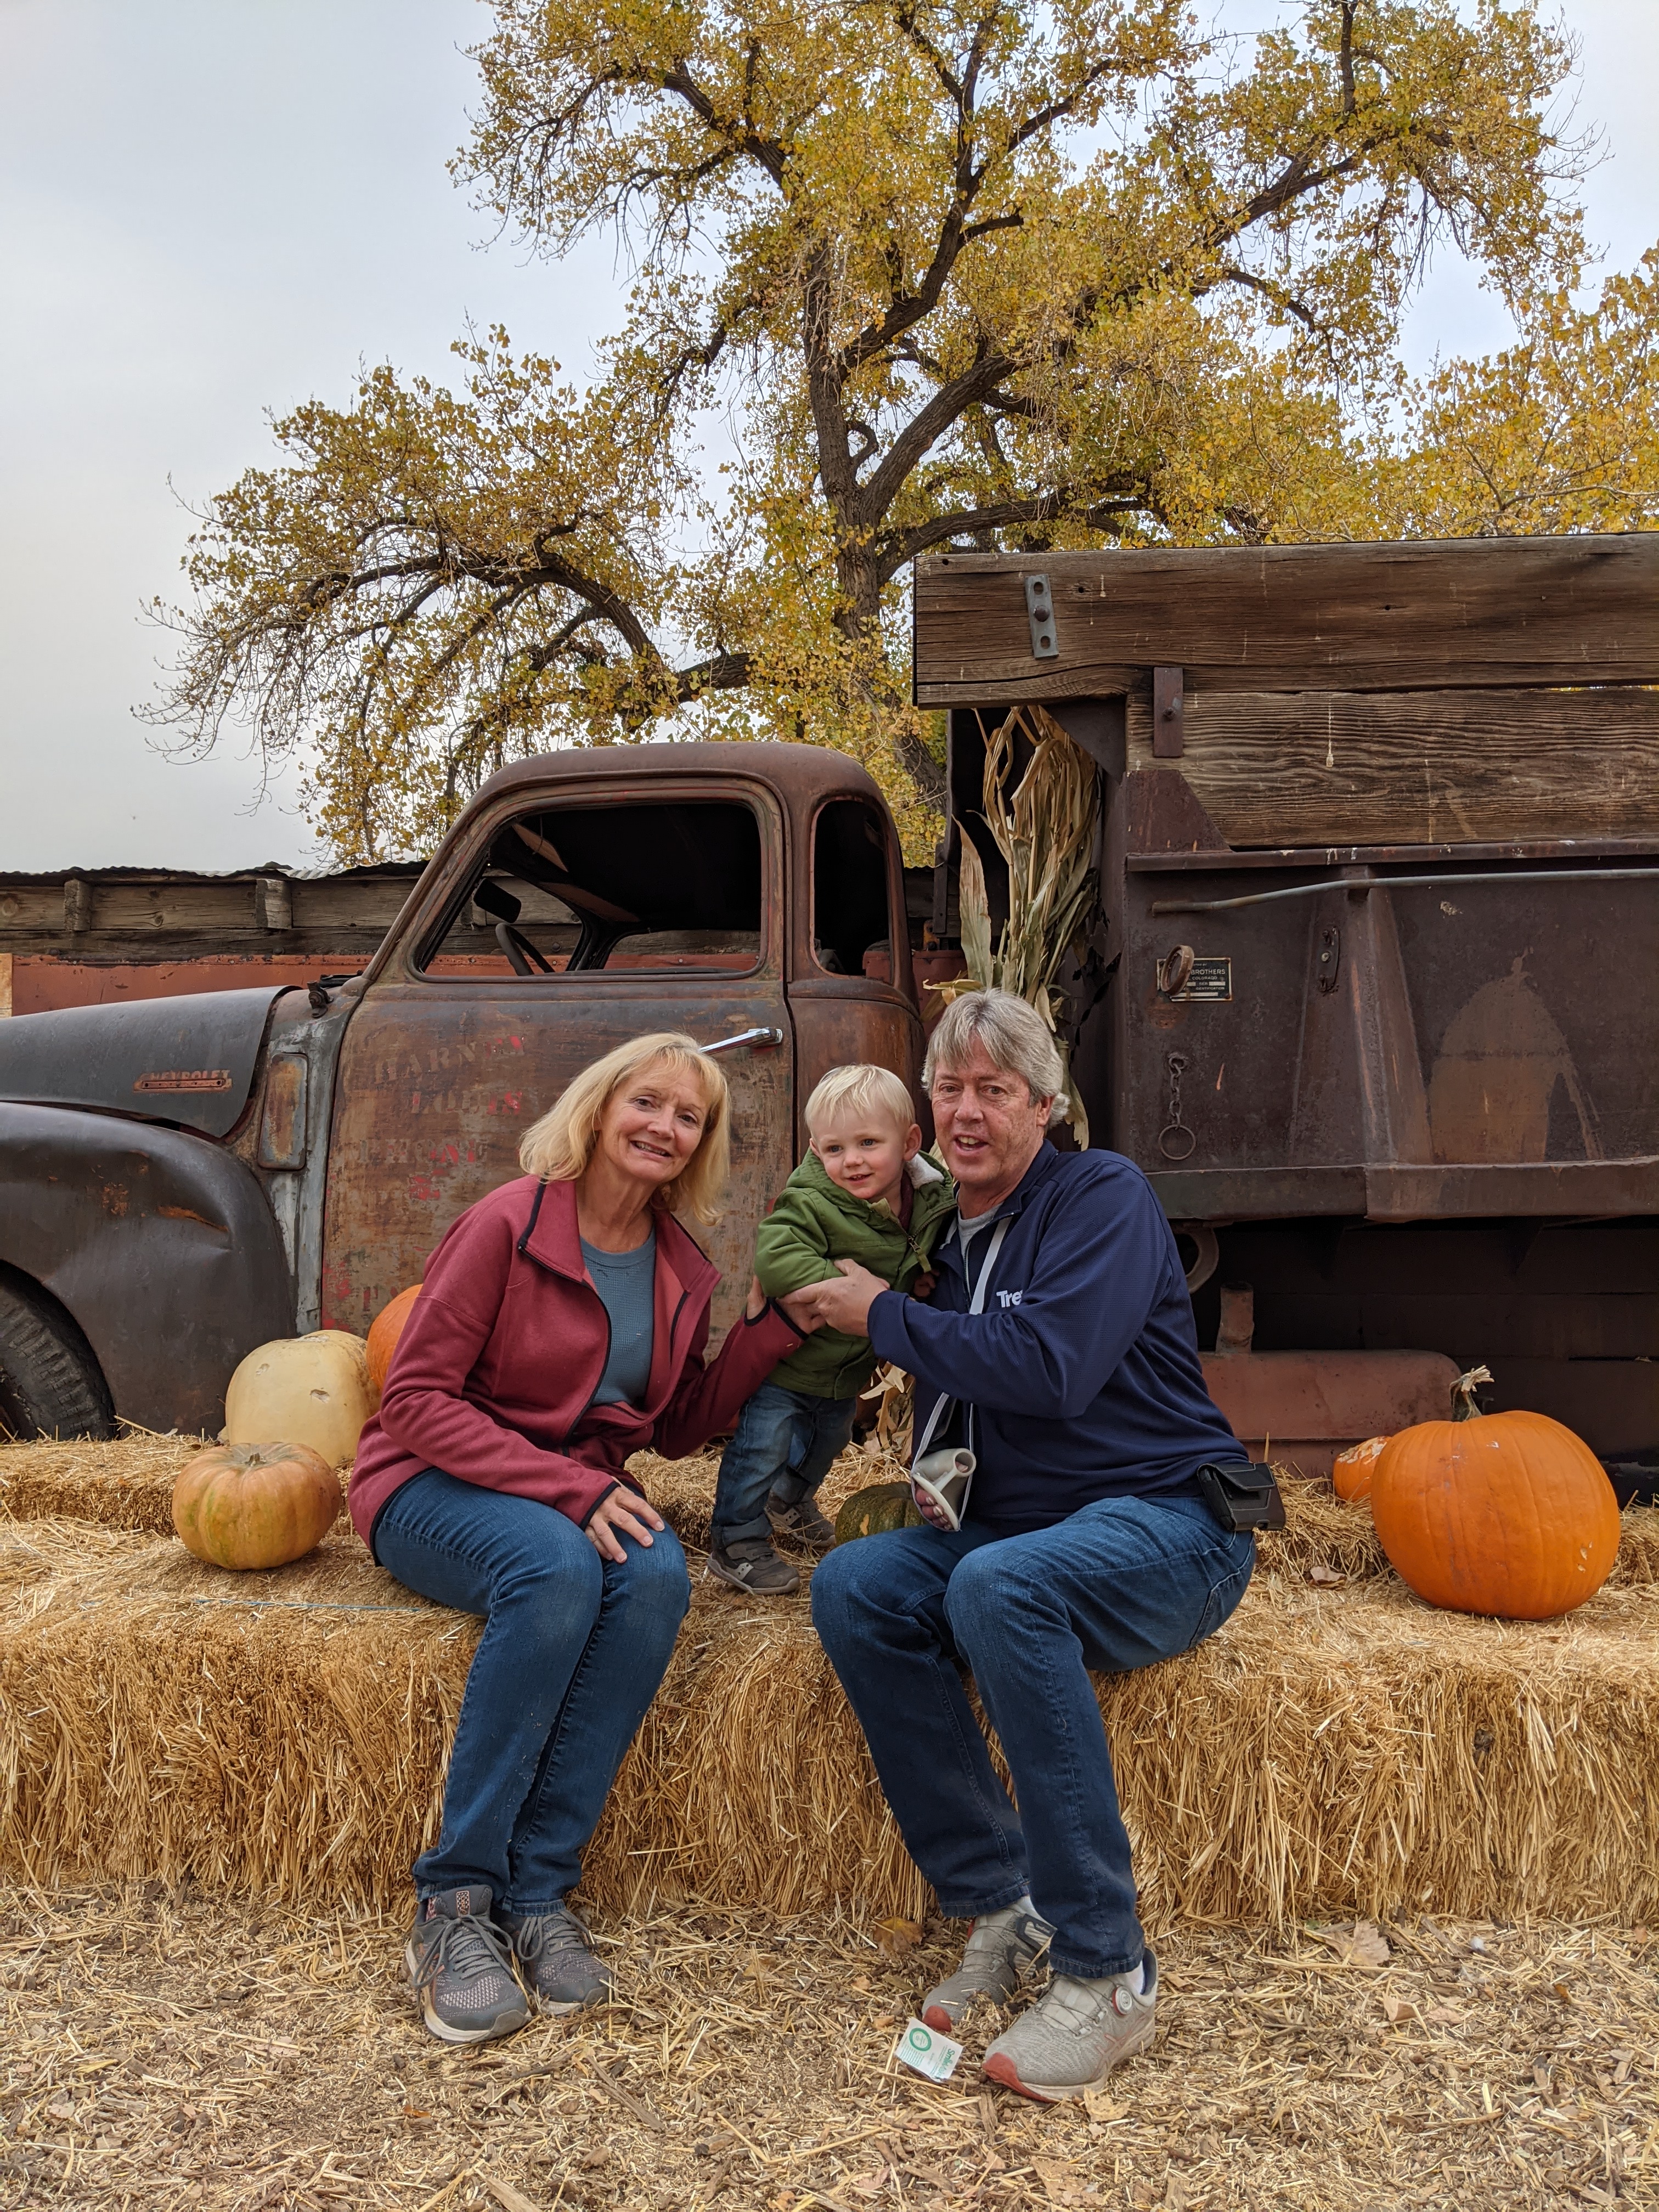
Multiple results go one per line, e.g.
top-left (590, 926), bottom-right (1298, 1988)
top-left (580, 1230), bottom-right (656, 1407)
top-left (869, 1144), bottom-right (1239, 1535)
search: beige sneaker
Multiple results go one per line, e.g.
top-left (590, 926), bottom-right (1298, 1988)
top-left (982, 1950), bottom-right (1158, 2102)
top-left (921, 1898), bottom-right (1053, 2032)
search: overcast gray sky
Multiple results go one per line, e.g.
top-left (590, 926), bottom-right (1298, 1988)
top-left (2, 0), bottom-right (1655, 872)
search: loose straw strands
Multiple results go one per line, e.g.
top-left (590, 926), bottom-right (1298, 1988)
top-left (3, 1508), bottom-right (1658, 1929)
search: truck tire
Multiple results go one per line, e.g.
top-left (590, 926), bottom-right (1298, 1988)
top-left (0, 1273), bottom-right (116, 1441)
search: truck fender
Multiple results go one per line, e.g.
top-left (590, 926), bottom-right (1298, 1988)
top-left (0, 1101), bottom-right (295, 1436)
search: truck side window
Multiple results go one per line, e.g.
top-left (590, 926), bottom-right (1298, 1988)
top-left (419, 800), bottom-right (764, 978)
top-left (812, 798), bottom-right (894, 979)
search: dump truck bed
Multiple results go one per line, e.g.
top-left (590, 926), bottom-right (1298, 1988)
top-left (913, 534), bottom-right (1659, 1458)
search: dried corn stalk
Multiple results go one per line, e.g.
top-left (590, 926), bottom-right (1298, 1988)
top-left (852, 1361), bottom-right (915, 1478)
top-left (952, 704), bottom-right (1101, 1144)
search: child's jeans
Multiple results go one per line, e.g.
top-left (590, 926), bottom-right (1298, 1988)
top-left (712, 1381), bottom-right (860, 1547)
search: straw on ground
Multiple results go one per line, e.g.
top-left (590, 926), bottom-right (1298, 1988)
top-left (0, 1881), bottom-right (1651, 2211)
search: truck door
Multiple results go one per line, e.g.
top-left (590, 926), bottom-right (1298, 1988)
top-left (320, 775), bottom-right (794, 1343)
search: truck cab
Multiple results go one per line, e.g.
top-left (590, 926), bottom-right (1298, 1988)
top-left (0, 744), bottom-right (922, 1437)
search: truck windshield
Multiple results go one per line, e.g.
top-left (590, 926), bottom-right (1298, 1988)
top-left (419, 799), bottom-right (764, 979)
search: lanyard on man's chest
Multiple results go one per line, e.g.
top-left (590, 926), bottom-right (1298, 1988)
top-left (913, 1214), bottom-right (1012, 1462)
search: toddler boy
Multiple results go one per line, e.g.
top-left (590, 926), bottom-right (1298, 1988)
top-left (709, 1064), bottom-right (955, 1595)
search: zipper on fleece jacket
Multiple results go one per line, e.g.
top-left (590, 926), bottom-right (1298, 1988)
top-left (515, 1178), bottom-right (692, 1449)
top-left (515, 1177), bottom-right (613, 1458)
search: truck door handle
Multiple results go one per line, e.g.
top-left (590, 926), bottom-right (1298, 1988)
top-left (702, 1026), bottom-right (785, 1054)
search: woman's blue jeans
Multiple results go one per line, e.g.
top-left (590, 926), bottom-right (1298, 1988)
top-left (374, 1470), bottom-right (690, 1912)
top-left (810, 1493), bottom-right (1253, 1979)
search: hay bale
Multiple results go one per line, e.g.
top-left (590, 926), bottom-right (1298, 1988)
top-left (0, 1520), bottom-right (464, 1905)
top-left (1261, 1469), bottom-right (1659, 1590)
top-left (3, 1512), bottom-right (1658, 1929)
top-left (15, 1436), bottom-right (1655, 1593)
top-left (628, 1441), bottom-right (889, 1553)
top-left (0, 1435), bottom-right (209, 1535)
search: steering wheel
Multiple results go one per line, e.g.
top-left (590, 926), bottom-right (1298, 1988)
top-left (494, 921), bottom-right (555, 977)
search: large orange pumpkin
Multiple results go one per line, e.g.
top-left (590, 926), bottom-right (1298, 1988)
top-left (1370, 1368), bottom-right (1620, 1620)
top-left (172, 1442), bottom-right (342, 1570)
top-left (366, 1284), bottom-right (423, 1397)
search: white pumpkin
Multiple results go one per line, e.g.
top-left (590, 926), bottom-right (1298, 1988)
top-left (223, 1331), bottom-right (375, 1469)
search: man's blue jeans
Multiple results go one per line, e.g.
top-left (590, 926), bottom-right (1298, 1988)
top-left (810, 1494), bottom-right (1254, 1978)
top-left (374, 1470), bottom-right (690, 1912)
top-left (713, 1381), bottom-right (859, 1546)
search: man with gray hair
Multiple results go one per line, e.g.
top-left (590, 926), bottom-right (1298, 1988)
top-left (805, 988), bottom-right (1252, 2102)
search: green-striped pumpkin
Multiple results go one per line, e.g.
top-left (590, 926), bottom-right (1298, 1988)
top-left (833, 1482), bottom-right (924, 1544)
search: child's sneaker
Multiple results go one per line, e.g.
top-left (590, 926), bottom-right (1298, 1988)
top-left (767, 1496), bottom-right (836, 1550)
top-left (708, 1536), bottom-right (800, 1594)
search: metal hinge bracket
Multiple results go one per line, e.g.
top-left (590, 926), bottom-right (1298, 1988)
top-left (1024, 574), bottom-right (1059, 659)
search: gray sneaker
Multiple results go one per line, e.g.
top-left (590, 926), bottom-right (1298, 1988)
top-left (708, 1537), bottom-right (800, 1594)
top-left (501, 1904), bottom-right (613, 2016)
top-left (404, 1886), bottom-right (529, 2045)
top-left (766, 1496), bottom-right (836, 1550)
top-left (982, 1950), bottom-right (1159, 2102)
top-left (921, 1897), bottom-right (1054, 2032)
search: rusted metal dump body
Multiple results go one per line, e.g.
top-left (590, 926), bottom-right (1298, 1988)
top-left (915, 535), bottom-right (1659, 1459)
top-left (0, 744), bottom-right (920, 1434)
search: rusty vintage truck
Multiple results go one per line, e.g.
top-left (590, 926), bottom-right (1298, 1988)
top-left (0, 532), bottom-right (1654, 1469)
top-left (0, 743), bottom-right (917, 1438)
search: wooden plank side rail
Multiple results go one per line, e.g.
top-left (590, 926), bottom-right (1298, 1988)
top-left (913, 535), bottom-right (1659, 705)
top-left (1124, 686), bottom-right (1659, 848)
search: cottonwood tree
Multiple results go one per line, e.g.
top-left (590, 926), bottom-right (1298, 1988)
top-left (151, 0), bottom-right (1650, 860)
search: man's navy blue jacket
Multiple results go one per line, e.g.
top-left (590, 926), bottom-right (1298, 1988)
top-left (868, 1142), bottom-right (1240, 1536)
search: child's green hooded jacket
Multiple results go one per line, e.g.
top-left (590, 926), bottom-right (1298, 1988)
top-left (753, 1150), bottom-right (957, 1399)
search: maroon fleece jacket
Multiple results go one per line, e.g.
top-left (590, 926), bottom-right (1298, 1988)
top-left (348, 1174), bottom-right (802, 1548)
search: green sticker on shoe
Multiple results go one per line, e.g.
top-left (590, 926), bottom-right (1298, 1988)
top-left (894, 2017), bottom-right (964, 2083)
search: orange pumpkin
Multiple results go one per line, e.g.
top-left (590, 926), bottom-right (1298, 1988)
top-left (1333, 1433), bottom-right (1391, 1503)
top-left (1370, 1367), bottom-right (1620, 1620)
top-left (172, 1442), bottom-right (342, 1570)
top-left (366, 1284), bottom-right (423, 1397)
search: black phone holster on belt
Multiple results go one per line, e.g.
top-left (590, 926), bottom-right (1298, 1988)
top-left (1194, 1462), bottom-right (1286, 1534)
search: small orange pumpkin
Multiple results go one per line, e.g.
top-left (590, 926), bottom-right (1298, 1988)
top-left (1333, 1433), bottom-right (1391, 1503)
top-left (366, 1284), bottom-right (423, 1397)
top-left (172, 1442), bottom-right (342, 1570)
top-left (1370, 1367), bottom-right (1620, 1620)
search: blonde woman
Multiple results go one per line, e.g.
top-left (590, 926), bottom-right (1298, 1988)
top-left (350, 1033), bottom-right (813, 2044)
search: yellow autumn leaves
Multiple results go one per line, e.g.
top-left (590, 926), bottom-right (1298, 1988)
top-left (148, 2), bottom-right (1657, 862)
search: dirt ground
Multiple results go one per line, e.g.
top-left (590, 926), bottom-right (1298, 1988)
top-left (0, 1884), bottom-right (1651, 2211)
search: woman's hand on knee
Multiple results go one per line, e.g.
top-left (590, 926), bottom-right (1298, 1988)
top-left (585, 1488), bottom-right (666, 1564)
